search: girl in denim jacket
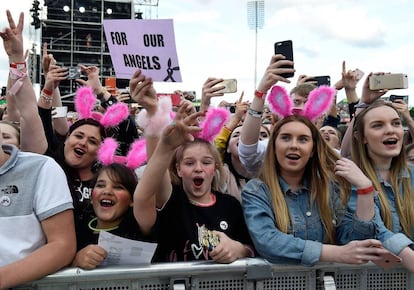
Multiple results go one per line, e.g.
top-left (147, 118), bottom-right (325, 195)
top-left (351, 100), bottom-right (414, 272)
top-left (242, 114), bottom-right (390, 266)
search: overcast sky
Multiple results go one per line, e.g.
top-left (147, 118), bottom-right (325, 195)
top-left (1, 0), bottom-right (414, 105)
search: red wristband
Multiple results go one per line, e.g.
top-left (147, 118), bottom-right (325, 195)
top-left (42, 88), bottom-right (53, 96)
top-left (10, 62), bottom-right (26, 70)
top-left (254, 89), bottom-right (266, 99)
top-left (357, 185), bottom-right (375, 195)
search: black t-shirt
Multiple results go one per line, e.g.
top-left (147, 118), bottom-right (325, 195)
top-left (152, 185), bottom-right (252, 262)
top-left (76, 208), bottom-right (151, 250)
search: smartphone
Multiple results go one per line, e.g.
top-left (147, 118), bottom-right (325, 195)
top-left (1, 86), bottom-right (6, 96)
top-left (66, 66), bottom-right (81, 80)
top-left (372, 251), bottom-right (402, 270)
top-left (369, 73), bottom-right (408, 90)
top-left (274, 40), bottom-right (294, 78)
top-left (354, 68), bottom-right (365, 82)
top-left (215, 79), bottom-right (237, 94)
top-left (389, 94), bottom-right (409, 103)
top-left (313, 75), bottom-right (331, 87)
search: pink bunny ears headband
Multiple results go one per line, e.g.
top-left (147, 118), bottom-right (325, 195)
top-left (75, 86), bottom-right (147, 169)
top-left (267, 85), bottom-right (336, 122)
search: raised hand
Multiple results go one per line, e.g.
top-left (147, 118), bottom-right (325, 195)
top-left (257, 54), bottom-right (294, 93)
top-left (361, 72), bottom-right (387, 104)
top-left (334, 157), bottom-right (373, 189)
top-left (0, 10), bottom-right (24, 62)
top-left (160, 102), bottom-right (204, 149)
top-left (129, 69), bottom-right (157, 114)
top-left (76, 65), bottom-right (103, 94)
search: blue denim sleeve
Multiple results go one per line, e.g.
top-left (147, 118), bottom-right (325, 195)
top-left (336, 190), bottom-right (377, 244)
top-left (242, 179), bottom-right (322, 266)
top-left (370, 199), bottom-right (414, 254)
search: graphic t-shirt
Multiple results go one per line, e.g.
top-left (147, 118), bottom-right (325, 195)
top-left (152, 185), bottom-right (252, 262)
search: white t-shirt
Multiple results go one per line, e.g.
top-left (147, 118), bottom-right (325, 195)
top-left (0, 145), bottom-right (73, 266)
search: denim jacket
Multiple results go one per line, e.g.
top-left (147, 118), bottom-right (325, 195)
top-left (347, 167), bottom-right (414, 255)
top-left (241, 177), bottom-right (376, 266)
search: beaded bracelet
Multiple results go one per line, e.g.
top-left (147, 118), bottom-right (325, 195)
top-left (41, 90), bottom-right (53, 103)
top-left (357, 185), bottom-right (375, 195)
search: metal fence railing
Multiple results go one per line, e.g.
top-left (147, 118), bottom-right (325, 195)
top-left (15, 258), bottom-right (414, 290)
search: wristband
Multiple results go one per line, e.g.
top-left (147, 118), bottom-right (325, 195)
top-left (357, 185), bottom-right (375, 195)
top-left (355, 102), bottom-right (369, 109)
top-left (247, 108), bottom-right (263, 118)
top-left (10, 62), bottom-right (26, 70)
top-left (101, 95), bottom-right (118, 109)
top-left (42, 88), bottom-right (53, 96)
top-left (254, 89), bottom-right (266, 99)
top-left (9, 68), bottom-right (27, 96)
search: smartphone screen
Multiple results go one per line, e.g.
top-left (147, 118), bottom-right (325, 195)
top-left (274, 40), bottom-right (294, 78)
top-left (313, 76), bottom-right (331, 87)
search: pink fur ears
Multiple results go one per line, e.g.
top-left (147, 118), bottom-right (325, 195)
top-left (75, 86), bottom-right (129, 128)
top-left (267, 85), bottom-right (335, 122)
top-left (98, 137), bottom-right (147, 169)
top-left (76, 86), bottom-right (146, 169)
top-left (195, 107), bottom-right (230, 142)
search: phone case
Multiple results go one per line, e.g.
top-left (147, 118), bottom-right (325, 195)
top-left (369, 74), bottom-right (408, 90)
top-left (313, 76), bottom-right (331, 87)
top-left (274, 40), bottom-right (294, 78)
top-left (217, 79), bottom-right (237, 93)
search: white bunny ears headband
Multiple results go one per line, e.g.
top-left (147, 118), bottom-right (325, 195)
top-left (266, 85), bottom-right (336, 122)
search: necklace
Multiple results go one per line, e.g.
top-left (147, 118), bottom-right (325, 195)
top-left (88, 217), bottom-right (119, 233)
top-left (188, 193), bottom-right (216, 207)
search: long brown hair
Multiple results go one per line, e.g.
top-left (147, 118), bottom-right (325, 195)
top-left (258, 115), bottom-right (349, 244)
top-left (352, 100), bottom-right (414, 238)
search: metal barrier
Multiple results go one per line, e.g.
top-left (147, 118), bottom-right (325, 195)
top-left (15, 258), bottom-right (414, 290)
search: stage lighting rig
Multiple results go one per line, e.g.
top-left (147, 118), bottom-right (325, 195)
top-left (30, 0), bottom-right (41, 29)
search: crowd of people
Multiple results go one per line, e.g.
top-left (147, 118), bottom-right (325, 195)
top-left (1, 9), bottom-right (414, 289)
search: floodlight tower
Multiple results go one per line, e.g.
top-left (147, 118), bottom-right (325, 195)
top-left (247, 0), bottom-right (264, 89)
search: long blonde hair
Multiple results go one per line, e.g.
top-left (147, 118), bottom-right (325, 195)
top-left (352, 101), bottom-right (414, 238)
top-left (259, 115), bottom-right (349, 243)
